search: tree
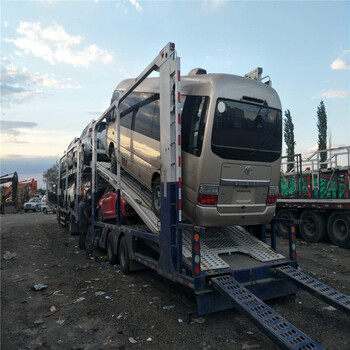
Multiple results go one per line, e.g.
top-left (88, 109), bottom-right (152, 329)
top-left (284, 109), bottom-right (296, 172)
top-left (317, 101), bottom-right (327, 169)
top-left (37, 188), bottom-right (46, 196)
top-left (43, 161), bottom-right (59, 187)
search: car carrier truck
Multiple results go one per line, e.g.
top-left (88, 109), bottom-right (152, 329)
top-left (276, 147), bottom-right (350, 248)
top-left (58, 43), bottom-right (350, 350)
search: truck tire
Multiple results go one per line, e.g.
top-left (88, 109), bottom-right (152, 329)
top-left (43, 207), bottom-right (48, 214)
top-left (300, 210), bottom-right (327, 243)
top-left (107, 233), bottom-right (117, 265)
top-left (327, 212), bottom-right (350, 248)
top-left (275, 209), bottom-right (299, 238)
top-left (118, 236), bottom-right (130, 274)
top-left (152, 177), bottom-right (161, 218)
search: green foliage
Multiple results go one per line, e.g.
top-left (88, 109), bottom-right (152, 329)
top-left (37, 188), bottom-right (46, 195)
top-left (284, 109), bottom-right (296, 172)
top-left (317, 101), bottom-right (327, 168)
top-left (43, 161), bottom-right (59, 184)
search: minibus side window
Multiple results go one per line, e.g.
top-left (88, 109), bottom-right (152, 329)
top-left (181, 96), bottom-right (209, 157)
top-left (120, 112), bottom-right (133, 129)
top-left (119, 92), bottom-right (142, 129)
top-left (133, 93), bottom-right (160, 140)
top-left (151, 100), bottom-right (160, 141)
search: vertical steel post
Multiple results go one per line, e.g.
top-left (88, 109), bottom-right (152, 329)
top-left (91, 121), bottom-right (98, 244)
top-left (65, 155), bottom-right (68, 208)
top-left (116, 106), bottom-right (121, 226)
top-left (288, 224), bottom-right (297, 261)
top-left (76, 143), bottom-right (81, 206)
top-left (192, 228), bottom-right (201, 291)
top-left (271, 217), bottom-right (277, 251)
top-left (57, 160), bottom-right (61, 209)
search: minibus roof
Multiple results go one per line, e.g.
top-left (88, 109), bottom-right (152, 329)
top-left (115, 73), bottom-right (281, 110)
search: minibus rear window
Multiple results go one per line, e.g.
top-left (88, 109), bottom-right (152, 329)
top-left (212, 99), bottom-right (282, 162)
top-left (181, 96), bottom-right (209, 157)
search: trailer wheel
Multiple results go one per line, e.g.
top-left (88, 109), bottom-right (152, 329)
top-left (327, 212), bottom-right (350, 248)
top-left (152, 177), bottom-right (161, 218)
top-left (118, 236), bottom-right (130, 274)
top-left (110, 148), bottom-right (117, 175)
top-left (299, 210), bottom-right (327, 243)
top-left (275, 210), bottom-right (299, 238)
top-left (107, 233), bottom-right (117, 265)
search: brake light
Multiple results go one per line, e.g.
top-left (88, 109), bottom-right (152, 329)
top-left (198, 184), bottom-right (219, 206)
top-left (198, 194), bottom-right (218, 205)
top-left (267, 186), bottom-right (279, 205)
top-left (88, 127), bottom-right (92, 133)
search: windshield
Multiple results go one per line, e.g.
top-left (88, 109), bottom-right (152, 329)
top-left (211, 99), bottom-right (282, 162)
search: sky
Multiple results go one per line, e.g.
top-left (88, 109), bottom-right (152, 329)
top-left (1, 0), bottom-right (349, 188)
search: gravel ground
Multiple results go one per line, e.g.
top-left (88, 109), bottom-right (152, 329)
top-left (1, 212), bottom-right (350, 350)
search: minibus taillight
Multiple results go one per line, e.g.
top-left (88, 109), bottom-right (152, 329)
top-left (88, 127), bottom-right (92, 133)
top-left (198, 185), bottom-right (219, 206)
top-left (267, 186), bottom-right (279, 205)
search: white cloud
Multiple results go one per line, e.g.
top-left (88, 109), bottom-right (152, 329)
top-left (5, 22), bottom-right (113, 67)
top-left (129, 0), bottom-right (142, 12)
top-left (330, 58), bottom-right (350, 70)
top-left (1, 60), bottom-right (81, 106)
top-left (320, 90), bottom-right (348, 99)
top-left (2, 63), bottom-right (81, 89)
top-left (330, 50), bottom-right (350, 70)
top-left (203, 0), bottom-right (227, 11)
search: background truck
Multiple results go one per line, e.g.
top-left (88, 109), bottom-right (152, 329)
top-left (57, 142), bottom-right (85, 234)
top-left (275, 146), bottom-right (350, 247)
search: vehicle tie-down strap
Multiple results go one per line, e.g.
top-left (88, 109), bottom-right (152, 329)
top-left (274, 265), bottom-right (350, 316)
top-left (211, 275), bottom-right (323, 350)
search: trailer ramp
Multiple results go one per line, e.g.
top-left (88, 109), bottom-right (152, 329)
top-left (275, 265), bottom-right (350, 316)
top-left (211, 275), bottom-right (322, 350)
top-left (96, 162), bottom-right (159, 234)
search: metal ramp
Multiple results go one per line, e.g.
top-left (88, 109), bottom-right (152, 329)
top-left (96, 162), bottom-right (159, 234)
top-left (182, 227), bottom-right (285, 272)
top-left (212, 275), bottom-right (322, 350)
top-left (275, 265), bottom-right (350, 316)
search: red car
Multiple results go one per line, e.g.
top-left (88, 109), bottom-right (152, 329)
top-left (98, 185), bottom-right (136, 223)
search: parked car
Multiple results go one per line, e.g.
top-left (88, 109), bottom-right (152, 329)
top-left (97, 185), bottom-right (136, 224)
top-left (80, 120), bottom-right (107, 164)
top-left (41, 195), bottom-right (56, 214)
top-left (67, 137), bottom-right (80, 168)
top-left (23, 197), bottom-right (41, 212)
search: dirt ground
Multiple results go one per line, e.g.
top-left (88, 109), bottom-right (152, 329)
top-left (1, 212), bottom-right (350, 350)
